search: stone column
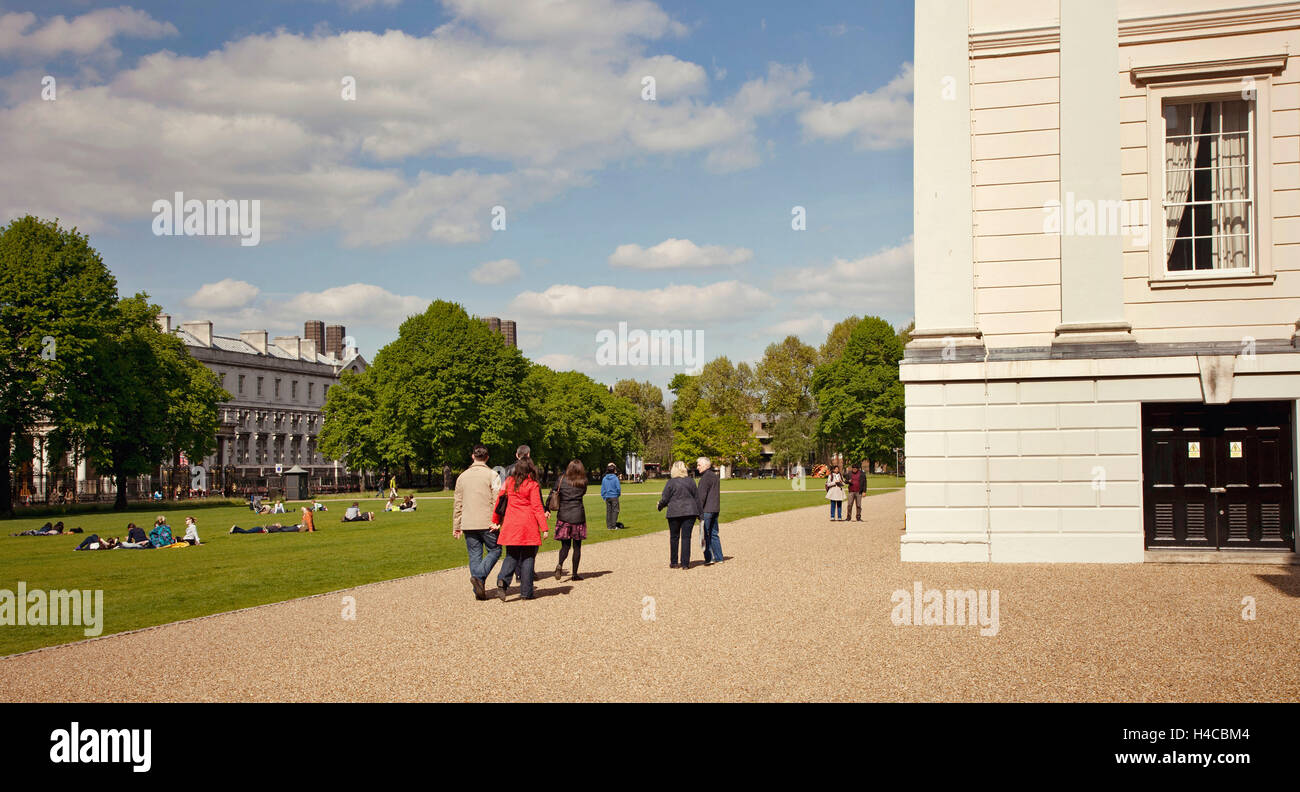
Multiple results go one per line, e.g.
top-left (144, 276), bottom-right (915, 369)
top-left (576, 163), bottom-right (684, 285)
top-left (908, 0), bottom-right (982, 356)
top-left (1054, 0), bottom-right (1133, 346)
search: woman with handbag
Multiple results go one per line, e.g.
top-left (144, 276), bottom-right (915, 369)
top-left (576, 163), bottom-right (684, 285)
top-left (825, 464), bottom-right (846, 521)
top-left (493, 455), bottom-right (549, 600)
top-left (549, 459), bottom-right (588, 581)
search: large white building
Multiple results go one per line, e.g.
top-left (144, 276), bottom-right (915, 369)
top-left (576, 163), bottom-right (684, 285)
top-left (903, 0), bottom-right (1299, 562)
top-left (161, 315), bottom-right (368, 488)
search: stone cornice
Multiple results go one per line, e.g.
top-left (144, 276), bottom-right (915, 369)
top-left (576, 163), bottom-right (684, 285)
top-left (969, 2), bottom-right (1300, 58)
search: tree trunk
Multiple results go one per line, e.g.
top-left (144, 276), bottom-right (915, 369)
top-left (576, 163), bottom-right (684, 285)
top-left (0, 425), bottom-right (12, 518)
top-left (114, 465), bottom-right (129, 511)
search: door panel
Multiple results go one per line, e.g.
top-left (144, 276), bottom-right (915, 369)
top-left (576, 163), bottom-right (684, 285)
top-left (1142, 401), bottom-right (1294, 550)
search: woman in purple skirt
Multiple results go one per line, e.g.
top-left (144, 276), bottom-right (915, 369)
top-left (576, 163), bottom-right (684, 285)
top-left (550, 459), bottom-right (589, 581)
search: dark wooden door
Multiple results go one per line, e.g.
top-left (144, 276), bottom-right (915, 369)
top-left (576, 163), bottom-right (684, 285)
top-left (1142, 401), bottom-right (1294, 550)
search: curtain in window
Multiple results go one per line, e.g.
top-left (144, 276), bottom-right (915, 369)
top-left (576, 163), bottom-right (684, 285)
top-left (1164, 104), bottom-right (1204, 261)
top-left (1213, 100), bottom-right (1250, 270)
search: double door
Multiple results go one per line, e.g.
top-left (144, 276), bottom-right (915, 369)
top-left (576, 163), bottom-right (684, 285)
top-left (1142, 401), bottom-right (1294, 549)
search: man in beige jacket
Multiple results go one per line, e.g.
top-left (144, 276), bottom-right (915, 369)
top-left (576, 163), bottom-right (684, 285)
top-left (453, 445), bottom-right (502, 600)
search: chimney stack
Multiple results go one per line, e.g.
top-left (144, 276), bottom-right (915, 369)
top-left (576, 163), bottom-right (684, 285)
top-left (157, 313), bottom-right (172, 334)
top-left (240, 330), bottom-right (268, 354)
top-left (181, 320), bottom-right (213, 347)
top-left (274, 335), bottom-right (302, 359)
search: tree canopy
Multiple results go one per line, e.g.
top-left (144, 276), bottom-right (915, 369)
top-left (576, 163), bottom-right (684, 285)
top-left (811, 315), bottom-right (905, 468)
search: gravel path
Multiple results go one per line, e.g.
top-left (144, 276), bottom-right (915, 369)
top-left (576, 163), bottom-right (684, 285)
top-left (2, 490), bottom-right (1296, 702)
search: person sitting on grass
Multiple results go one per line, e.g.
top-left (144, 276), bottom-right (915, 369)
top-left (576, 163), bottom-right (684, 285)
top-left (180, 516), bottom-right (202, 546)
top-left (148, 516), bottom-right (175, 548)
top-left (342, 502), bottom-right (375, 522)
top-left (120, 522), bottom-right (151, 548)
top-left (300, 506), bottom-right (316, 533)
top-left (272, 499), bottom-right (286, 514)
top-left (399, 494), bottom-right (417, 512)
top-left (383, 496), bottom-right (399, 512)
top-left (312, 500), bottom-right (328, 512)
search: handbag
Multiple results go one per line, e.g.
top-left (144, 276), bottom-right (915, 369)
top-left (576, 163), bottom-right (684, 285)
top-left (546, 485), bottom-right (559, 513)
top-left (493, 487), bottom-right (509, 524)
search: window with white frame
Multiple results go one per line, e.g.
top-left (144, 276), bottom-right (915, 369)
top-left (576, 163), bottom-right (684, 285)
top-left (1162, 98), bottom-right (1253, 274)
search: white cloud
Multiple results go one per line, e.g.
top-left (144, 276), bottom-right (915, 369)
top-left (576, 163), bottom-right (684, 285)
top-left (783, 237), bottom-right (914, 313)
top-left (0, 8), bottom-right (177, 60)
top-left (608, 238), bottom-right (752, 270)
top-left (470, 258), bottom-right (522, 284)
top-left (184, 279), bottom-right (260, 311)
top-left (509, 280), bottom-right (773, 324)
top-left (282, 283), bottom-right (429, 325)
top-left (535, 352), bottom-right (595, 372)
top-left (767, 314), bottom-right (835, 339)
top-left (799, 63), bottom-right (913, 150)
top-left (442, 0), bottom-right (688, 45)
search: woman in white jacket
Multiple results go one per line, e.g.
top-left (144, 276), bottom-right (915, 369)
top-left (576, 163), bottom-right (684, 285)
top-left (825, 465), bottom-right (846, 521)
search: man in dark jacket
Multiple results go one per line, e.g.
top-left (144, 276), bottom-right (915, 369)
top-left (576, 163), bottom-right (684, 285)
top-left (846, 462), bottom-right (867, 522)
top-left (695, 457), bottom-right (724, 565)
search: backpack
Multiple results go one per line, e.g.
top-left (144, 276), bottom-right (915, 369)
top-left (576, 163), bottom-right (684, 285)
top-left (149, 525), bottom-right (174, 548)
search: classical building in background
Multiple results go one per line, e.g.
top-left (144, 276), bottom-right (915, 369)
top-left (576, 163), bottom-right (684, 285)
top-left (904, 0), bottom-right (1299, 562)
top-left (161, 315), bottom-right (368, 489)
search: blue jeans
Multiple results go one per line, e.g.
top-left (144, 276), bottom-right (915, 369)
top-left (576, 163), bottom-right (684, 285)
top-left (464, 529), bottom-right (501, 581)
top-left (700, 513), bottom-right (723, 563)
top-left (829, 500), bottom-right (842, 519)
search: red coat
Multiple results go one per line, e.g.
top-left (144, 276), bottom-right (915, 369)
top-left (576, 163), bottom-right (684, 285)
top-left (495, 477), bottom-right (547, 546)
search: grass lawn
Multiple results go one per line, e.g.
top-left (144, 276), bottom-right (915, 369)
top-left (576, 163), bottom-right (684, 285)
top-left (0, 475), bottom-right (902, 656)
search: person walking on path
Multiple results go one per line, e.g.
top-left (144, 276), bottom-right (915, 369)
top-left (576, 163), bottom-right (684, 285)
top-left (657, 461), bottom-right (699, 569)
top-left (695, 457), bottom-right (723, 565)
top-left (600, 463), bottom-right (622, 530)
top-left (550, 460), bottom-right (588, 581)
top-left (845, 462), bottom-right (867, 522)
top-left (453, 445), bottom-right (503, 600)
top-left (493, 456), bottom-right (549, 600)
top-left (826, 465), bottom-right (846, 521)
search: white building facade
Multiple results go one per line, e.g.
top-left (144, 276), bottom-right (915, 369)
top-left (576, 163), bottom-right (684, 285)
top-left (903, 0), bottom-right (1300, 562)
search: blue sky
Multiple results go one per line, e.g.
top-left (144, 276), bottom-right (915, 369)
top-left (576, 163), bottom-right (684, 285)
top-left (0, 0), bottom-right (915, 392)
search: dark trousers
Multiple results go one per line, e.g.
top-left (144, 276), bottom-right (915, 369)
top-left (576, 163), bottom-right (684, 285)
top-left (498, 546), bottom-right (539, 598)
top-left (667, 516), bottom-right (695, 567)
top-left (605, 497), bottom-right (620, 529)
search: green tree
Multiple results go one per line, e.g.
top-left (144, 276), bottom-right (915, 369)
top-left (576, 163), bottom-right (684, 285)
top-left (811, 316), bottom-right (905, 468)
top-left (75, 295), bottom-right (228, 510)
top-left (527, 366), bottom-right (638, 478)
top-left (819, 315), bottom-right (862, 365)
top-left (770, 413), bottom-right (817, 472)
top-left (318, 368), bottom-right (388, 475)
top-left (614, 379), bottom-right (672, 466)
top-left (0, 216), bottom-right (119, 516)
top-left (329, 300), bottom-right (531, 477)
top-left (756, 335), bottom-right (818, 416)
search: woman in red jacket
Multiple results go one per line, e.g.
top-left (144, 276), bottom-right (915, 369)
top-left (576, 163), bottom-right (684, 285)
top-left (494, 456), bottom-right (549, 600)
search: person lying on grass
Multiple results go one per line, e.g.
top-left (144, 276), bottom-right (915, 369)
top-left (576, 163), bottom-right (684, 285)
top-left (342, 502), bottom-right (375, 522)
top-left (74, 534), bottom-right (120, 550)
top-left (10, 521), bottom-right (64, 536)
top-left (228, 522), bottom-right (314, 534)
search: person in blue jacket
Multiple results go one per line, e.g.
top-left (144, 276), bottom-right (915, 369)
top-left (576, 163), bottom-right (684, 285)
top-left (600, 463), bottom-right (622, 530)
